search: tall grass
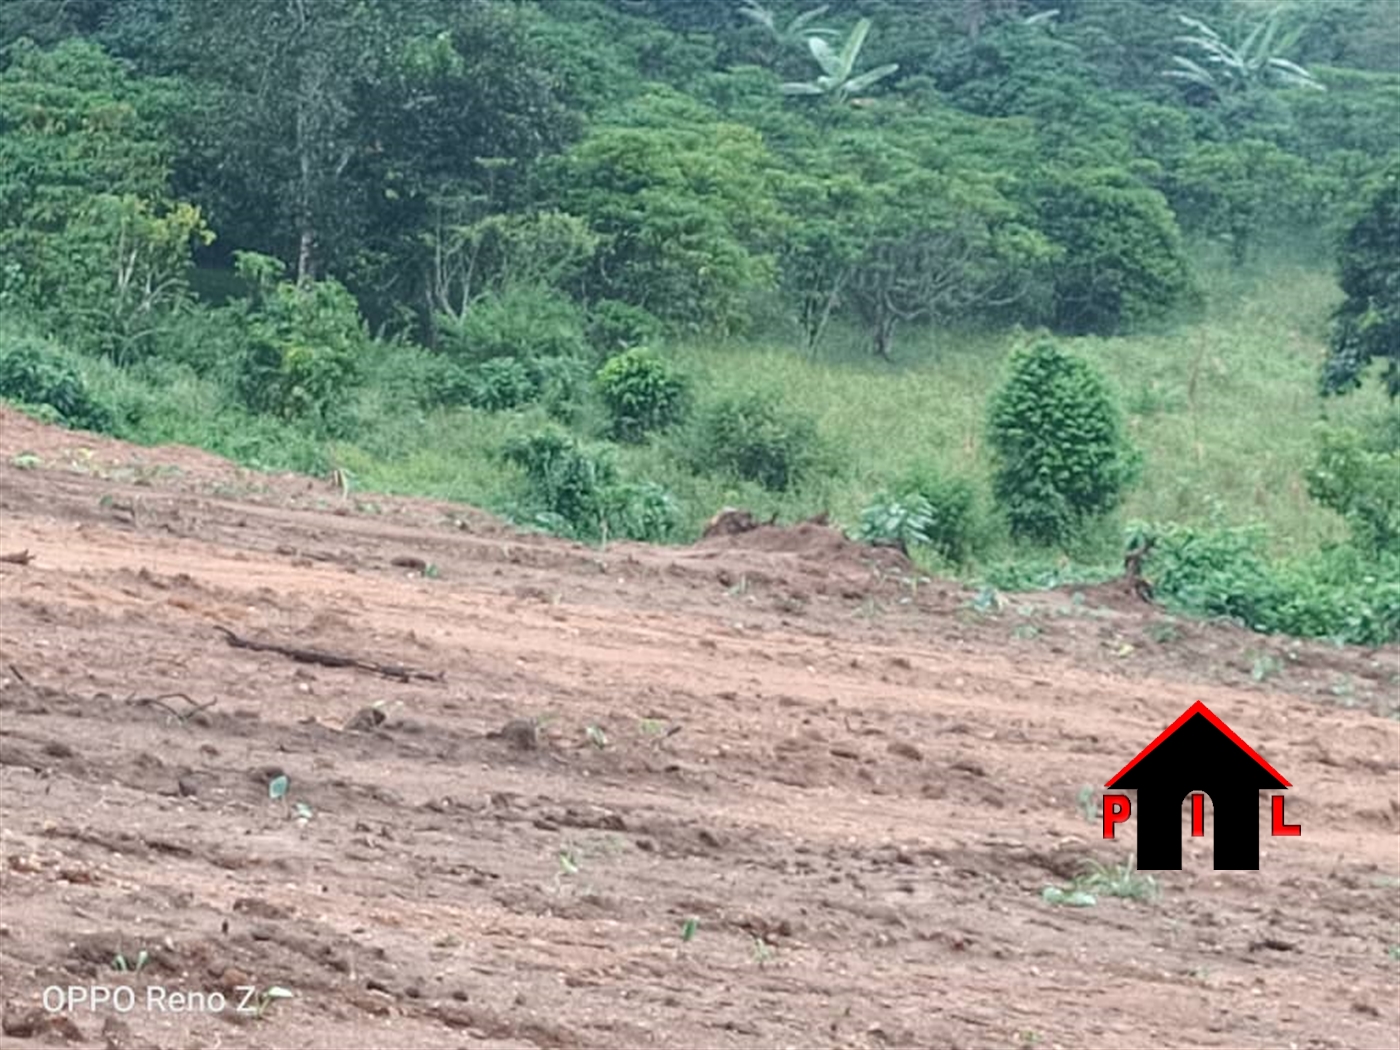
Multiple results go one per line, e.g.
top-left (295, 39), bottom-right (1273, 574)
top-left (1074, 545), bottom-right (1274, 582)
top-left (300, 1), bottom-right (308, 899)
top-left (4, 261), bottom-right (1390, 558)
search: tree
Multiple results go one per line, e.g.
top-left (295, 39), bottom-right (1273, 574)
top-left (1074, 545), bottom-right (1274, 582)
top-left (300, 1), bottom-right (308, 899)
top-left (0, 38), bottom-right (209, 359)
top-left (174, 0), bottom-right (385, 285)
top-left (987, 341), bottom-right (1140, 547)
top-left (779, 17), bottom-right (900, 104)
top-left (1323, 163), bottom-right (1400, 399)
top-left (1028, 166), bottom-right (1197, 335)
top-left (1164, 8), bottom-right (1326, 101)
top-left (549, 92), bottom-right (783, 334)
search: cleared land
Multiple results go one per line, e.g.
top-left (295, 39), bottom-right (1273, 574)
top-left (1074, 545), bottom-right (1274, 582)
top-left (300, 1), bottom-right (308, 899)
top-left (0, 407), bottom-right (1396, 1049)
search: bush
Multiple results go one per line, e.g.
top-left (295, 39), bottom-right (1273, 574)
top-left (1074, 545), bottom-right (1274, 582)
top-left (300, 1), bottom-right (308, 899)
top-left (693, 390), bottom-right (822, 492)
top-left (436, 286), bottom-right (591, 365)
top-left (987, 341), bottom-right (1140, 547)
top-left (503, 427), bottom-right (615, 534)
top-left (595, 348), bottom-right (688, 442)
top-left (857, 469), bottom-right (979, 564)
top-left (1139, 519), bottom-right (1400, 647)
top-left (599, 480), bottom-right (681, 542)
top-left (1305, 423), bottom-right (1400, 555)
top-left (232, 257), bottom-right (368, 436)
top-left (502, 427), bottom-right (681, 542)
top-left (468, 357), bottom-right (538, 412)
top-left (1030, 167), bottom-right (1198, 335)
top-left (0, 336), bottom-right (113, 432)
top-left (587, 299), bottom-right (663, 354)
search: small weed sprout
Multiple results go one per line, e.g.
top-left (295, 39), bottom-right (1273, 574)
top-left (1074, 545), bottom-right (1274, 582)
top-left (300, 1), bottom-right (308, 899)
top-left (1076, 785), bottom-right (1104, 825)
top-left (112, 950), bottom-right (149, 974)
top-left (1074, 853), bottom-right (1159, 901)
top-left (585, 724), bottom-right (608, 749)
top-left (254, 986), bottom-right (293, 1018)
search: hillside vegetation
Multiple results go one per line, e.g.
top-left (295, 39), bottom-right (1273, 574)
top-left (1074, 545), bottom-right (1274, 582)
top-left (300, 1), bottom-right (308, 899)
top-left (1, 0), bottom-right (1397, 644)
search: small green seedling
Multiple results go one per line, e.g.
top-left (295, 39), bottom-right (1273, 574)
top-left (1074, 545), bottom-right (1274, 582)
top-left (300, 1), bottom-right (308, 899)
top-left (751, 936), bottom-right (774, 964)
top-left (423, 563), bottom-right (441, 579)
top-left (1076, 785), bottom-right (1104, 825)
top-left (585, 725), bottom-right (608, 749)
top-left (268, 775), bottom-right (289, 800)
top-left (1386, 945), bottom-right (1400, 961)
top-left (11, 452), bottom-right (40, 470)
top-left (558, 849), bottom-right (580, 876)
top-left (112, 950), bottom-right (149, 973)
top-left (294, 801), bottom-right (314, 822)
top-left (254, 986), bottom-right (293, 1018)
top-left (681, 917), bottom-right (699, 942)
top-left (640, 719), bottom-right (666, 736)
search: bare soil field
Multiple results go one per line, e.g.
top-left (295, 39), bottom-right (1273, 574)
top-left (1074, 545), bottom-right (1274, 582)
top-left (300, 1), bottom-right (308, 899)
top-left (0, 406), bottom-right (1396, 1050)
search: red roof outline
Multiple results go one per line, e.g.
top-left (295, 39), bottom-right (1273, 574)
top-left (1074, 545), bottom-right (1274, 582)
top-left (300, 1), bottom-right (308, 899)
top-left (1105, 700), bottom-right (1290, 788)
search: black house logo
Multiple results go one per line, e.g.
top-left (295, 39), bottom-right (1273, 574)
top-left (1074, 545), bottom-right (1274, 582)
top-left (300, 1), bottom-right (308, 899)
top-left (1102, 701), bottom-right (1299, 870)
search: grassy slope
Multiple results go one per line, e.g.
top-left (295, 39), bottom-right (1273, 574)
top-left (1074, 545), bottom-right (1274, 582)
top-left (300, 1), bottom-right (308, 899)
top-left (14, 261), bottom-right (1393, 562)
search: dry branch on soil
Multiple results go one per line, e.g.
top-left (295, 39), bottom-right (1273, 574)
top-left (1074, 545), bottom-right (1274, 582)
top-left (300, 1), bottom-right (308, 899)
top-left (214, 625), bottom-right (445, 682)
top-left (0, 549), bottom-right (34, 565)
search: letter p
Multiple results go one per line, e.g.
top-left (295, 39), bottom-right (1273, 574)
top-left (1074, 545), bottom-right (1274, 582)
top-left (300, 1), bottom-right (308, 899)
top-left (1102, 793), bottom-right (1131, 838)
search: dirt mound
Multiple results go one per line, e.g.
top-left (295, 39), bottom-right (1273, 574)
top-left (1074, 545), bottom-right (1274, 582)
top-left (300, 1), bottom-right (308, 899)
top-left (697, 511), bottom-right (913, 574)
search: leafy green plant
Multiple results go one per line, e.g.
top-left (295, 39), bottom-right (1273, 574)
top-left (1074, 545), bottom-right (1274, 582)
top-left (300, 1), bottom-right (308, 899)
top-left (112, 950), bottom-right (149, 974)
top-left (864, 469), bottom-right (980, 563)
top-left (233, 254), bottom-right (368, 436)
top-left (504, 427), bottom-right (616, 536)
top-left (595, 348), bottom-right (689, 442)
top-left (465, 357), bottom-right (538, 412)
top-left (1139, 517), bottom-right (1400, 646)
top-left (503, 428), bottom-right (679, 542)
top-left (1306, 423), bottom-right (1400, 555)
top-left (987, 341), bottom-right (1141, 547)
top-left (0, 337), bottom-right (113, 433)
top-left (693, 390), bottom-right (823, 492)
top-left (1073, 854), bottom-right (1159, 902)
top-left (779, 17), bottom-right (899, 103)
top-left (1164, 9), bottom-right (1325, 100)
top-left (598, 480), bottom-right (681, 543)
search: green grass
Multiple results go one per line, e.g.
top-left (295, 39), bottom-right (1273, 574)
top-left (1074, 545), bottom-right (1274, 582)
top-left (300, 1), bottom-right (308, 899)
top-left (671, 262), bottom-right (1388, 556)
top-left (4, 261), bottom-right (1391, 563)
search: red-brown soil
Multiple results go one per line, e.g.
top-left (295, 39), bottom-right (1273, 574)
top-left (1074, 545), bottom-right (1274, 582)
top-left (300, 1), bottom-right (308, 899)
top-left (0, 406), bottom-right (1396, 1050)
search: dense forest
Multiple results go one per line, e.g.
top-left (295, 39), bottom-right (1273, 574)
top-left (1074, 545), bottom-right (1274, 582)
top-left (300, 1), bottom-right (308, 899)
top-left (1, 0), bottom-right (1397, 644)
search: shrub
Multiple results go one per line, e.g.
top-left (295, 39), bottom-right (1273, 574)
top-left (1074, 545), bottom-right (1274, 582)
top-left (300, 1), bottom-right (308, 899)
top-left (587, 299), bottom-right (663, 354)
top-left (857, 469), bottom-right (979, 564)
top-left (0, 336), bottom-right (113, 432)
top-left (468, 357), bottom-right (538, 412)
top-left (595, 348), bottom-right (689, 442)
top-left (502, 427), bottom-right (681, 542)
top-left (987, 341), bottom-right (1140, 547)
top-left (599, 480), bottom-right (681, 542)
top-left (1305, 423), bottom-right (1400, 556)
top-left (232, 256), bottom-right (368, 436)
top-left (503, 426), bottom-right (617, 535)
top-left (693, 390), bottom-right (822, 492)
top-left (1139, 519), bottom-right (1400, 647)
top-left (436, 286), bottom-right (591, 365)
top-left (1029, 167), bottom-right (1198, 335)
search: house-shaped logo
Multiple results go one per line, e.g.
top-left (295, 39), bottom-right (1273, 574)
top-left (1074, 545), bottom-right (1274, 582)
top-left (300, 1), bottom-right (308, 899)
top-left (1102, 701), bottom-right (1300, 870)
